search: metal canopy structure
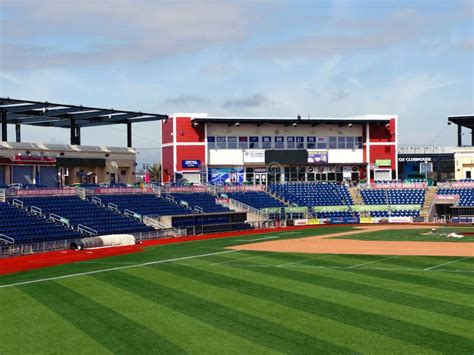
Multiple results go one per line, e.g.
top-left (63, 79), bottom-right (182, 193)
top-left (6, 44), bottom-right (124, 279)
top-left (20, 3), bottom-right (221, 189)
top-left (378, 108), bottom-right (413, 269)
top-left (191, 115), bottom-right (392, 127)
top-left (0, 97), bottom-right (168, 147)
top-left (448, 115), bottom-right (474, 147)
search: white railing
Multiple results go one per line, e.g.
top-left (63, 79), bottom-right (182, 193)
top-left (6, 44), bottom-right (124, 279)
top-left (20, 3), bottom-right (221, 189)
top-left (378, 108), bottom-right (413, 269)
top-left (143, 215), bottom-right (166, 229)
top-left (12, 199), bottom-right (23, 208)
top-left (30, 206), bottom-right (43, 217)
top-left (194, 206), bottom-right (204, 214)
top-left (124, 209), bottom-right (142, 221)
top-left (91, 196), bottom-right (102, 205)
top-left (152, 185), bottom-right (161, 197)
top-left (107, 202), bottom-right (119, 212)
top-left (50, 213), bottom-right (70, 227)
top-left (0, 234), bottom-right (14, 245)
top-left (227, 198), bottom-right (269, 219)
top-left (77, 224), bottom-right (98, 236)
top-left (76, 187), bottom-right (86, 200)
top-left (165, 194), bottom-right (175, 203)
top-left (0, 188), bottom-right (5, 203)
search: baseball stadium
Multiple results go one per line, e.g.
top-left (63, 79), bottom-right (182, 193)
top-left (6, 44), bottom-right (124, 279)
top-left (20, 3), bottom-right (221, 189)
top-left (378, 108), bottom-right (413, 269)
top-left (0, 97), bottom-right (473, 354)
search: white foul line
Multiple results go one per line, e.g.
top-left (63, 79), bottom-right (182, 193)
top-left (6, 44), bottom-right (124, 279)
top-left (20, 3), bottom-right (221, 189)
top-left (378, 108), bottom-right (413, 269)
top-left (277, 254), bottom-right (333, 268)
top-left (235, 236), bottom-right (280, 242)
top-left (349, 256), bottom-right (399, 269)
top-left (424, 256), bottom-right (472, 271)
top-left (0, 250), bottom-right (240, 289)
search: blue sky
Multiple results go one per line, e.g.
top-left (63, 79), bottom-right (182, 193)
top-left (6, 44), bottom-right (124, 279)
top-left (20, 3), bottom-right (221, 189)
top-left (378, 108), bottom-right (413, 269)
top-left (0, 0), bottom-right (473, 165)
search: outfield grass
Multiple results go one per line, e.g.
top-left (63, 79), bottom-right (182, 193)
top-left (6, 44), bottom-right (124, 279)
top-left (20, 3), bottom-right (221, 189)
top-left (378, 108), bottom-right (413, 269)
top-left (1, 225), bottom-right (473, 354)
top-left (334, 227), bottom-right (474, 242)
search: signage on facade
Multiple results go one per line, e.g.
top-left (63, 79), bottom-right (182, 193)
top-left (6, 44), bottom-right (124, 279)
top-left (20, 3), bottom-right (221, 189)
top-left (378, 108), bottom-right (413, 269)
top-left (11, 155), bottom-right (56, 164)
top-left (375, 159), bottom-right (391, 167)
top-left (243, 150), bottom-right (265, 163)
top-left (398, 157), bottom-right (432, 162)
top-left (307, 150), bottom-right (328, 164)
top-left (182, 160), bottom-right (201, 168)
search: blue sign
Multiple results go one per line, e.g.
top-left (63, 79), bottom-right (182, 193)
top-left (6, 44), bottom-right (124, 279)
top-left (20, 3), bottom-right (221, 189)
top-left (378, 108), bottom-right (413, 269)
top-left (275, 136), bottom-right (284, 143)
top-left (182, 160), bottom-right (201, 168)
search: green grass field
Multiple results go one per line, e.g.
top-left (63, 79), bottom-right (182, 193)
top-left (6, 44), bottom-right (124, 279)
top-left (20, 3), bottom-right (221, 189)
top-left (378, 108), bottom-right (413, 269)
top-left (334, 227), bottom-right (474, 242)
top-left (1, 226), bottom-right (473, 354)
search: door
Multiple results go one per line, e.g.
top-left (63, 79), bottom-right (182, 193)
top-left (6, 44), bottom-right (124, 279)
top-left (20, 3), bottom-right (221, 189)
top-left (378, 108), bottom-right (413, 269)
top-left (466, 171), bottom-right (472, 179)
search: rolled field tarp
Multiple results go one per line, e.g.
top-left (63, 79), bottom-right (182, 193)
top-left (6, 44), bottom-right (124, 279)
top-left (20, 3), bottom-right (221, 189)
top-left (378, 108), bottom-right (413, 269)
top-left (71, 234), bottom-right (136, 250)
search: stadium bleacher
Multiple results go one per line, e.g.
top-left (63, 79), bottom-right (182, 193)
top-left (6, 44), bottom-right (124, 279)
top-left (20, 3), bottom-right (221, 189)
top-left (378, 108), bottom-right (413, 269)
top-left (94, 194), bottom-right (192, 217)
top-left (15, 196), bottom-right (154, 235)
top-left (226, 191), bottom-right (285, 210)
top-left (0, 202), bottom-right (82, 244)
top-left (169, 193), bottom-right (230, 213)
top-left (361, 188), bottom-right (425, 217)
top-left (437, 188), bottom-right (474, 206)
top-left (268, 182), bottom-right (353, 207)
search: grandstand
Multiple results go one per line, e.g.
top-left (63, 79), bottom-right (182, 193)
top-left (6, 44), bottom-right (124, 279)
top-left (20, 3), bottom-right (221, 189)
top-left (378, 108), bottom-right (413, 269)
top-left (226, 191), bottom-right (286, 210)
top-left (0, 202), bottom-right (82, 244)
top-left (14, 196), bottom-right (154, 236)
top-left (361, 188), bottom-right (425, 217)
top-left (437, 188), bottom-right (474, 206)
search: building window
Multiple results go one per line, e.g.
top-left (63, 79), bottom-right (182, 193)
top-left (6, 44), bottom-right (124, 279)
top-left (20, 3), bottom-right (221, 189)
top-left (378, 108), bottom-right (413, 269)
top-left (317, 137), bottom-right (327, 149)
top-left (207, 136), bottom-right (216, 149)
top-left (287, 136), bottom-right (295, 149)
top-left (262, 136), bottom-right (272, 149)
top-left (275, 136), bottom-right (284, 149)
top-left (227, 136), bottom-right (237, 149)
top-left (249, 136), bottom-right (259, 149)
top-left (307, 136), bottom-right (316, 149)
top-left (337, 136), bottom-right (346, 149)
top-left (296, 136), bottom-right (304, 149)
top-left (216, 136), bottom-right (226, 149)
top-left (238, 136), bottom-right (248, 149)
top-left (346, 136), bottom-right (354, 149)
top-left (329, 136), bottom-right (337, 149)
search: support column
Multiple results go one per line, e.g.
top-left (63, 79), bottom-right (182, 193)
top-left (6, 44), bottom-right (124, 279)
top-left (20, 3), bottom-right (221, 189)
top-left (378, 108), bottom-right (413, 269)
top-left (70, 119), bottom-right (76, 145)
top-left (471, 129), bottom-right (474, 146)
top-left (457, 124), bottom-right (462, 147)
top-left (75, 127), bottom-right (81, 145)
top-left (1, 111), bottom-right (7, 142)
top-left (127, 122), bottom-right (132, 148)
top-left (15, 124), bottom-right (21, 143)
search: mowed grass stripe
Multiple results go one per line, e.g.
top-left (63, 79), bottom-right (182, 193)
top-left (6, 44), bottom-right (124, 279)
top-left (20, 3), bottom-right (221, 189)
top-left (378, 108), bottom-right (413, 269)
top-left (134, 265), bottom-right (433, 354)
top-left (18, 282), bottom-right (183, 354)
top-left (92, 269), bottom-right (352, 354)
top-left (278, 258), bottom-right (474, 308)
top-left (211, 255), bottom-right (474, 331)
top-left (218, 251), bottom-right (474, 294)
top-left (185, 262), bottom-right (474, 352)
top-left (57, 276), bottom-right (274, 355)
top-left (0, 288), bottom-right (111, 354)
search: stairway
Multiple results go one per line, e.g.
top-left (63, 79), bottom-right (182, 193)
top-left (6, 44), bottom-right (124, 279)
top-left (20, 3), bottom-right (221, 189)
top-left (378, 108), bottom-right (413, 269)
top-left (420, 187), bottom-right (437, 219)
top-left (349, 187), bottom-right (364, 206)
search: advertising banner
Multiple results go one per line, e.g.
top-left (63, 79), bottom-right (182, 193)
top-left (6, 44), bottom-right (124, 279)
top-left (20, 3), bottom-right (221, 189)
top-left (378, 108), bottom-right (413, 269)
top-left (261, 207), bottom-right (282, 213)
top-left (181, 160), bottom-right (201, 168)
top-left (94, 187), bottom-right (153, 194)
top-left (328, 217), bottom-right (360, 224)
top-left (208, 167), bottom-right (244, 185)
top-left (307, 150), bottom-right (328, 164)
top-left (371, 182), bottom-right (427, 189)
top-left (388, 216), bottom-right (413, 223)
top-left (374, 217), bottom-right (390, 224)
top-left (434, 195), bottom-right (459, 202)
top-left (16, 188), bottom-right (77, 196)
top-left (222, 185), bottom-right (265, 192)
top-left (284, 206), bottom-right (308, 213)
top-left (243, 150), bottom-right (265, 164)
top-left (360, 217), bottom-right (375, 224)
top-left (308, 219), bottom-right (321, 225)
top-left (294, 219), bottom-right (308, 226)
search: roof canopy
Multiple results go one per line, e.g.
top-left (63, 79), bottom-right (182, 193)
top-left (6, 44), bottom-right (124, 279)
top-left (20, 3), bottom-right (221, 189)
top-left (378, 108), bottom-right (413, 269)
top-left (448, 115), bottom-right (474, 130)
top-left (0, 97), bottom-right (168, 146)
top-left (191, 115), bottom-right (394, 126)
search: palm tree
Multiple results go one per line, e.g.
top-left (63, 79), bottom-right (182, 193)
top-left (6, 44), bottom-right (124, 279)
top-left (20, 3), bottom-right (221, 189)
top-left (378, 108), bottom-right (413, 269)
top-left (147, 163), bottom-right (161, 182)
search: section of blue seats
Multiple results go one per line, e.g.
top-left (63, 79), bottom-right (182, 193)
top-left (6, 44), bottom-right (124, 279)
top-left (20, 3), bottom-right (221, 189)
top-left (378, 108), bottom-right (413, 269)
top-left (0, 202), bottom-right (82, 244)
top-left (226, 191), bottom-right (285, 209)
top-left (268, 183), bottom-right (354, 207)
top-left (16, 196), bottom-right (154, 236)
top-left (437, 188), bottom-right (474, 206)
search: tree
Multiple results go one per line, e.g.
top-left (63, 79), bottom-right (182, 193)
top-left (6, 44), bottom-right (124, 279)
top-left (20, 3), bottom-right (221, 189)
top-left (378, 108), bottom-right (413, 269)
top-left (147, 163), bottom-right (161, 182)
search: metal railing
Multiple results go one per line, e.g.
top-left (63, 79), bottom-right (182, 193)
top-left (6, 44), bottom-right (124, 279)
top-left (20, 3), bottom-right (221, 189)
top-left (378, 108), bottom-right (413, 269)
top-left (107, 202), bottom-right (119, 212)
top-left (0, 234), bottom-right (14, 245)
top-left (12, 199), bottom-right (23, 208)
top-left (143, 215), bottom-right (166, 229)
top-left (30, 206), bottom-right (43, 217)
top-left (124, 209), bottom-right (142, 221)
top-left (77, 224), bottom-right (98, 236)
top-left (50, 213), bottom-right (70, 227)
top-left (91, 196), bottom-right (102, 205)
top-left (226, 198), bottom-right (269, 219)
top-left (0, 188), bottom-right (5, 203)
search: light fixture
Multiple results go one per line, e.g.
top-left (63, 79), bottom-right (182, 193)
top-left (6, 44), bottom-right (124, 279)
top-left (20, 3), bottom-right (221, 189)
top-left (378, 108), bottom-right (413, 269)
top-left (293, 122), bottom-right (298, 127)
top-left (235, 122), bottom-right (240, 127)
top-left (193, 122), bottom-right (199, 127)
top-left (385, 123), bottom-right (390, 128)
top-left (447, 122), bottom-right (452, 125)
top-left (348, 123), bottom-right (353, 128)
